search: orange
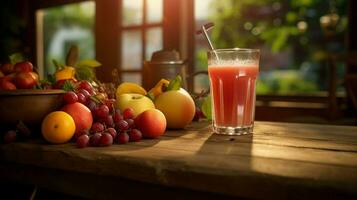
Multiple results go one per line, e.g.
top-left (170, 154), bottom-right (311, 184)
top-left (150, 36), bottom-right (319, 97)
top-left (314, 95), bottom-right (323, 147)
top-left (41, 111), bottom-right (76, 144)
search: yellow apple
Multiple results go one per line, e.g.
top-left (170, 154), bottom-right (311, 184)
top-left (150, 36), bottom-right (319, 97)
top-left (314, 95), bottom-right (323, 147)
top-left (154, 88), bottom-right (195, 129)
top-left (116, 93), bottom-right (155, 117)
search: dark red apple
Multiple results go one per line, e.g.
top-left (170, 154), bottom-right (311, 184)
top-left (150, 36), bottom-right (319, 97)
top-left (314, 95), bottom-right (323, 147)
top-left (0, 63), bottom-right (14, 75)
top-left (0, 80), bottom-right (16, 90)
top-left (0, 73), bottom-right (15, 83)
top-left (53, 78), bottom-right (77, 89)
top-left (14, 72), bottom-right (37, 89)
top-left (61, 102), bottom-right (93, 134)
top-left (14, 61), bottom-right (33, 73)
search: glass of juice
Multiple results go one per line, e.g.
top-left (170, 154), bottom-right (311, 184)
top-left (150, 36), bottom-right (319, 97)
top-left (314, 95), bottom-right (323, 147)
top-left (207, 48), bottom-right (260, 135)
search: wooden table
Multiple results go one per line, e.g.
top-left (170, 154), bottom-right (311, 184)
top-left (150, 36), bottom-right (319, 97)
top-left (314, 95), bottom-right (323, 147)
top-left (1, 121), bottom-right (357, 199)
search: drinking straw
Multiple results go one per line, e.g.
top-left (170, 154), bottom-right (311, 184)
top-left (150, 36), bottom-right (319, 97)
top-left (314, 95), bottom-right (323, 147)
top-left (196, 22), bottom-right (219, 60)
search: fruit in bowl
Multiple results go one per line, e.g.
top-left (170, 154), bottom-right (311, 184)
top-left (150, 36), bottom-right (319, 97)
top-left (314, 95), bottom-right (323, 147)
top-left (0, 60), bottom-right (39, 90)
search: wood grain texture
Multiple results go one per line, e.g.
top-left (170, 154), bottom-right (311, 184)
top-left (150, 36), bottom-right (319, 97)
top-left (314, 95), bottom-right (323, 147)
top-left (1, 121), bottom-right (357, 199)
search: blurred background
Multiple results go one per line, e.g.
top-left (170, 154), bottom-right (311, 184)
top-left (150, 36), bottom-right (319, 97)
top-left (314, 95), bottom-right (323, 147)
top-left (0, 0), bottom-right (356, 124)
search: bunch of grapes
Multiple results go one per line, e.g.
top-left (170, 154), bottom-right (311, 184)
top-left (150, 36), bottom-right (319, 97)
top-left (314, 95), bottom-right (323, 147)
top-left (2, 121), bottom-right (32, 144)
top-left (75, 107), bottom-right (143, 148)
top-left (61, 80), bottom-right (142, 148)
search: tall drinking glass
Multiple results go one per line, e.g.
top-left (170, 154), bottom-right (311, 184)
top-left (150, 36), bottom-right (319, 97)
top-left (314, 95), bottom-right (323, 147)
top-left (207, 48), bottom-right (260, 135)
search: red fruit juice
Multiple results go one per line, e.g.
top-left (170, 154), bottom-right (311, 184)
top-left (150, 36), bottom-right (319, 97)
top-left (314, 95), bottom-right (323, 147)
top-left (208, 65), bottom-right (259, 127)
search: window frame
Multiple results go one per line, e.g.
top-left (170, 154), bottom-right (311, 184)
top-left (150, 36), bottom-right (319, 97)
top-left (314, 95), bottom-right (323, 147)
top-left (30, 0), bottom-right (354, 122)
top-left (119, 0), bottom-right (164, 82)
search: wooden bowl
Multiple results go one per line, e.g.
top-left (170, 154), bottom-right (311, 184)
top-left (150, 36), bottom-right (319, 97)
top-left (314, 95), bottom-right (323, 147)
top-left (0, 89), bottom-right (65, 127)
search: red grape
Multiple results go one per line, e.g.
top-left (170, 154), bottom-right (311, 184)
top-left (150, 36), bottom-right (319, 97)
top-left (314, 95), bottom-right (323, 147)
top-left (99, 133), bottom-right (113, 146)
top-left (125, 119), bottom-right (135, 129)
top-left (113, 112), bottom-right (123, 123)
top-left (105, 99), bottom-right (116, 113)
top-left (90, 133), bottom-right (102, 146)
top-left (104, 115), bottom-right (114, 128)
top-left (116, 120), bottom-right (129, 131)
top-left (123, 108), bottom-right (135, 119)
top-left (16, 121), bottom-right (31, 138)
top-left (78, 89), bottom-right (91, 99)
top-left (193, 107), bottom-right (205, 121)
top-left (63, 91), bottom-right (78, 104)
top-left (78, 81), bottom-right (94, 94)
top-left (91, 122), bottom-right (105, 133)
top-left (116, 132), bottom-right (129, 144)
top-left (76, 134), bottom-right (90, 148)
top-left (86, 99), bottom-right (97, 112)
top-left (106, 128), bottom-right (117, 139)
top-left (129, 129), bottom-right (142, 142)
top-left (74, 129), bottom-right (89, 140)
top-left (77, 93), bottom-right (87, 104)
top-left (4, 130), bottom-right (17, 143)
top-left (95, 104), bottom-right (110, 119)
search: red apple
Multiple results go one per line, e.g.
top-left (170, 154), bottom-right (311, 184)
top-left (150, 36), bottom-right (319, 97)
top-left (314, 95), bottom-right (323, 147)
top-left (0, 80), bottom-right (16, 90)
top-left (61, 102), bottom-right (93, 134)
top-left (14, 61), bottom-right (33, 73)
top-left (53, 78), bottom-right (77, 89)
top-left (14, 72), bottom-right (37, 89)
top-left (134, 109), bottom-right (166, 138)
top-left (0, 63), bottom-right (14, 75)
top-left (0, 73), bottom-right (15, 83)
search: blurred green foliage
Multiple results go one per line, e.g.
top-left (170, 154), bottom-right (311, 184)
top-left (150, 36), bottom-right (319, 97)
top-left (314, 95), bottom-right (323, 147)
top-left (197, 0), bottom-right (348, 95)
top-left (42, 2), bottom-right (95, 75)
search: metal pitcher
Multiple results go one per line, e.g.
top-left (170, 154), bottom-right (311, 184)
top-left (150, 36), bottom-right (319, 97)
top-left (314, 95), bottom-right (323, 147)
top-left (143, 50), bottom-right (188, 90)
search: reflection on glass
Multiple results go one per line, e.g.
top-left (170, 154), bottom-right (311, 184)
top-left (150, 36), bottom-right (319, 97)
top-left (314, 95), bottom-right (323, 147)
top-left (122, 0), bottom-right (143, 26)
top-left (122, 30), bottom-right (142, 70)
top-left (147, 0), bottom-right (163, 23)
top-left (122, 73), bottom-right (142, 85)
top-left (39, 1), bottom-right (95, 76)
top-left (145, 28), bottom-right (163, 60)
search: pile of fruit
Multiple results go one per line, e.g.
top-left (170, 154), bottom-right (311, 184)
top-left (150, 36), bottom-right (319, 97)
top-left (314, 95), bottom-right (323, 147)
top-left (1, 53), bottom-right (205, 148)
top-left (39, 74), bottom-right (197, 148)
top-left (0, 61), bottom-right (39, 90)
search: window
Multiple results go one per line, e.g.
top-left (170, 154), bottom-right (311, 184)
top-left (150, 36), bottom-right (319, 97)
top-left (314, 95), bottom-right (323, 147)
top-left (194, 0), bottom-right (348, 96)
top-left (120, 0), bottom-right (163, 84)
top-left (36, 1), bottom-right (95, 77)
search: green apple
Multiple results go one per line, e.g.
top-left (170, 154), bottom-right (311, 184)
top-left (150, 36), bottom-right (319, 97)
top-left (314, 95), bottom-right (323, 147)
top-left (116, 93), bottom-right (155, 117)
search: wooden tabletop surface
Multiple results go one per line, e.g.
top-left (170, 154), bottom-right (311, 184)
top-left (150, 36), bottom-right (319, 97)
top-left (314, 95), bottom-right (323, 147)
top-left (1, 121), bottom-right (357, 199)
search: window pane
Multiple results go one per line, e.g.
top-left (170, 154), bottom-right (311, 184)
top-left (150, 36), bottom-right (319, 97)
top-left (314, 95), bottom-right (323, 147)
top-left (194, 0), bottom-right (349, 95)
top-left (147, 0), bottom-right (163, 23)
top-left (145, 27), bottom-right (163, 60)
top-left (122, 73), bottom-right (142, 85)
top-left (38, 2), bottom-right (95, 76)
top-left (122, 0), bottom-right (143, 26)
top-left (121, 30), bottom-right (142, 70)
